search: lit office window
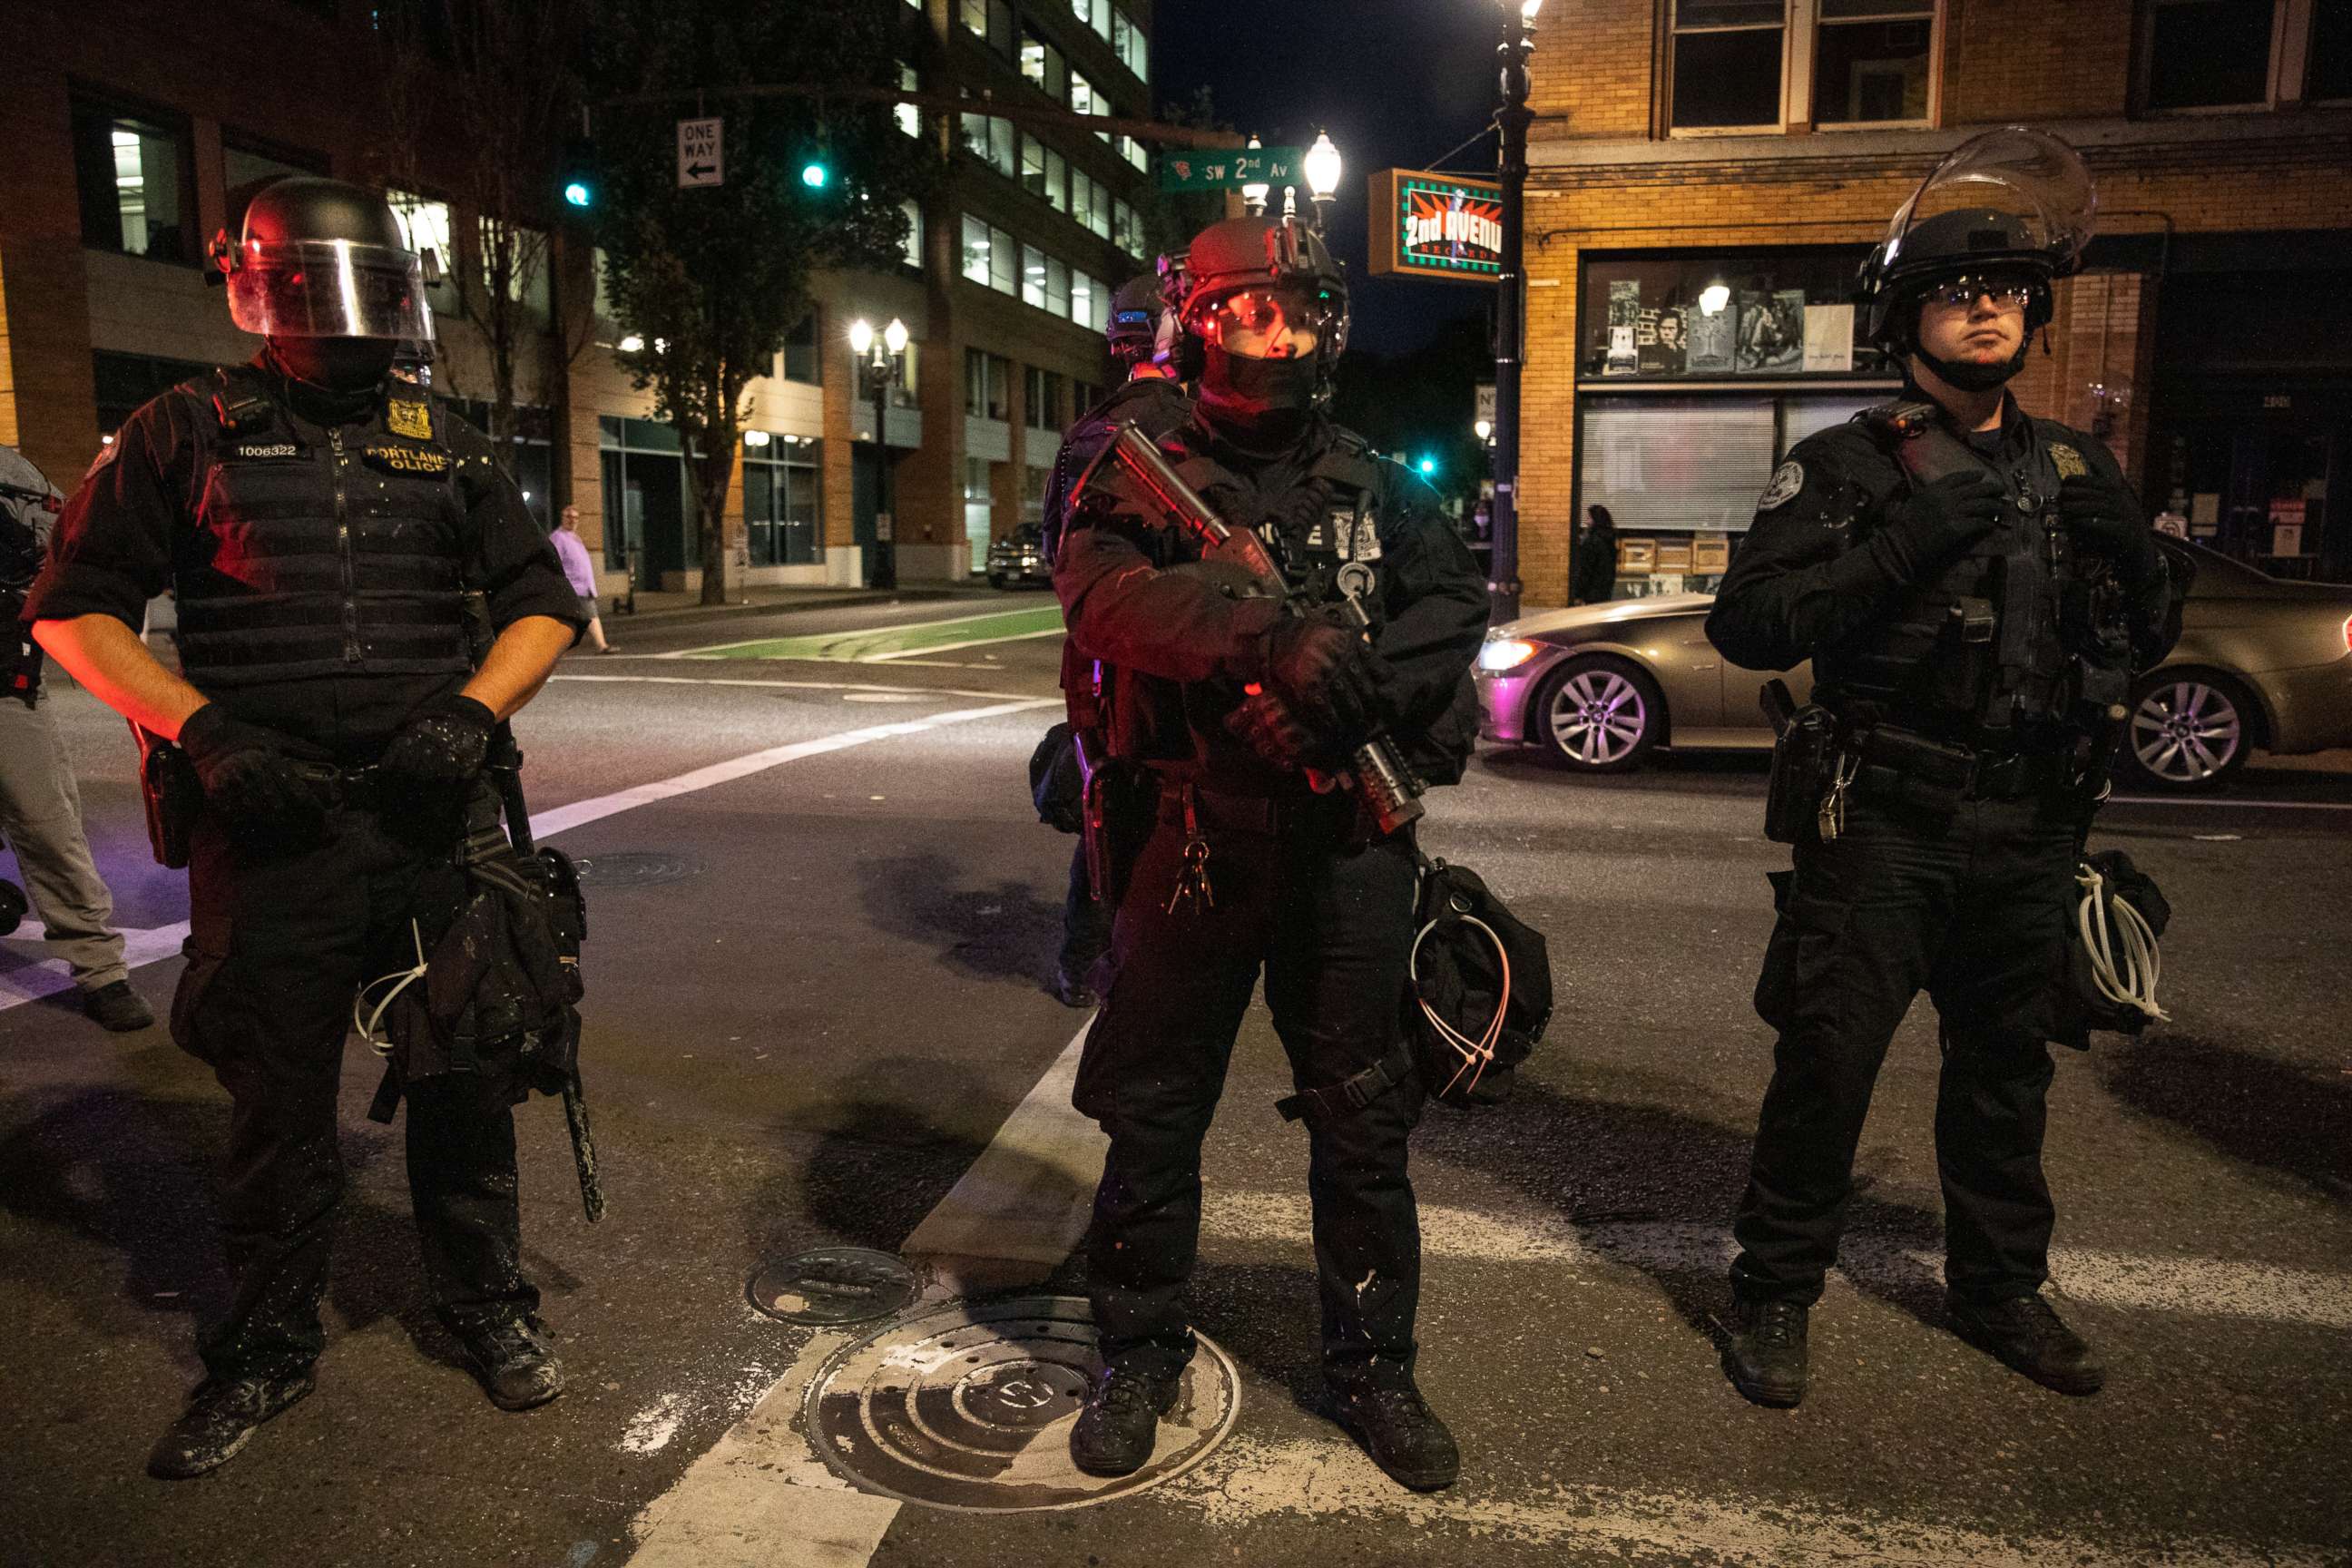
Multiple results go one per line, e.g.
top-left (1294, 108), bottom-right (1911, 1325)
top-left (71, 101), bottom-right (191, 261)
top-left (1670, 0), bottom-right (1787, 129)
top-left (1112, 7), bottom-right (1150, 81)
top-left (899, 201), bottom-right (924, 270)
top-left (1023, 242), bottom-right (1049, 310)
top-left (388, 189), bottom-right (464, 318)
top-left (1116, 133), bottom-right (1149, 172)
top-left (895, 64), bottom-right (921, 138)
top-left (1020, 31), bottom-right (1067, 98)
top-left (1046, 256), bottom-right (1072, 318)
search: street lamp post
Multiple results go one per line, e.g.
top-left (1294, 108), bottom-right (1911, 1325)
top-left (1303, 130), bottom-right (1342, 237)
top-left (1240, 133), bottom-right (1270, 217)
top-left (1489, 0), bottom-right (1542, 625)
top-left (849, 316), bottom-right (909, 590)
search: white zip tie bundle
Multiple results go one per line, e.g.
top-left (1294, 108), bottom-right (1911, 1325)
top-left (1409, 913), bottom-right (1513, 1100)
top-left (353, 919), bottom-right (431, 1057)
top-left (2075, 863), bottom-right (2167, 1024)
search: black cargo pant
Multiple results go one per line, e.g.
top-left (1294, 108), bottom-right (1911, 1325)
top-left (1075, 786), bottom-right (1426, 1387)
top-left (172, 795), bottom-right (537, 1383)
top-left (1058, 841), bottom-right (1112, 990)
top-left (1731, 787), bottom-right (2080, 1308)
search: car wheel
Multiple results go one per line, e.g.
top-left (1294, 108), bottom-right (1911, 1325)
top-left (2122, 671), bottom-right (2253, 791)
top-left (1534, 656), bottom-right (1665, 773)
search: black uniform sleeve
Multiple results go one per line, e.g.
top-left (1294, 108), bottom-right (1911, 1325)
top-left (1704, 433), bottom-right (1908, 672)
top-left (447, 420), bottom-right (586, 639)
top-left (2078, 436), bottom-right (2186, 671)
top-left (24, 396), bottom-right (195, 632)
top-left (1370, 469), bottom-right (1488, 734)
top-left (1054, 496), bottom-right (1279, 682)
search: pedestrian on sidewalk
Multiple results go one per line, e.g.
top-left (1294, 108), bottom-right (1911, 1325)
top-left (554, 505), bottom-right (615, 653)
top-left (0, 443), bottom-right (154, 1034)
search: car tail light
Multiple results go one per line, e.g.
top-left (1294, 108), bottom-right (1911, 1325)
top-left (1477, 637), bottom-right (1539, 672)
top-left (2343, 613), bottom-right (2351, 655)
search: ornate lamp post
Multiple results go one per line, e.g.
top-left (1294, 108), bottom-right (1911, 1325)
top-left (848, 315), bottom-right (909, 589)
top-left (1241, 133), bottom-right (1269, 217)
top-left (1489, 0), bottom-right (1542, 623)
top-left (1303, 130), bottom-right (1343, 236)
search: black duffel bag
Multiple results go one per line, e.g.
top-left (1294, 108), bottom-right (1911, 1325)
top-left (1406, 855), bottom-right (1555, 1108)
top-left (2051, 848), bottom-right (2171, 1050)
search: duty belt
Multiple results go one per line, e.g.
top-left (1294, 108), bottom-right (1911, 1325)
top-left (1153, 779), bottom-right (1362, 841)
top-left (287, 760), bottom-right (385, 809)
top-left (1965, 749), bottom-right (2078, 800)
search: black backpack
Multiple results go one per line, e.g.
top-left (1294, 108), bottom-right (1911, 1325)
top-left (2051, 848), bottom-right (2171, 1050)
top-left (1406, 855), bottom-right (1555, 1108)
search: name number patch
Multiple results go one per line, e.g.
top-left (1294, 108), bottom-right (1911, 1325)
top-left (232, 442), bottom-right (302, 461)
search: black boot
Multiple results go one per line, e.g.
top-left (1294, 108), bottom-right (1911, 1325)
top-left (1069, 1364), bottom-right (1177, 1477)
top-left (1722, 1296), bottom-right (1809, 1407)
top-left (449, 1315), bottom-right (564, 1410)
top-left (85, 980), bottom-right (156, 1033)
top-left (1325, 1376), bottom-right (1460, 1491)
top-left (1947, 1290), bottom-right (2104, 1395)
top-left (146, 1370), bottom-right (314, 1479)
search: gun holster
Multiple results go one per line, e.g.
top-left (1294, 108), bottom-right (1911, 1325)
top-left (1074, 730), bottom-right (1154, 909)
top-left (1763, 696), bottom-right (1845, 847)
top-left (136, 731), bottom-right (202, 868)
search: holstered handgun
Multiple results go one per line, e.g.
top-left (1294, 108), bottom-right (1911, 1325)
top-left (129, 722), bottom-right (201, 868)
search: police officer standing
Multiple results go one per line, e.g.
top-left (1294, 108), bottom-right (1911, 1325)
top-left (1054, 216), bottom-right (1487, 1489)
top-left (1704, 131), bottom-right (2183, 1407)
top-left (28, 178), bottom-right (584, 1477)
top-left (1038, 274), bottom-right (1194, 1007)
top-left (1, 444), bottom-right (155, 1031)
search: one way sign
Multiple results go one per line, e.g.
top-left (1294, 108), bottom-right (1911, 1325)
top-left (677, 117), bottom-right (723, 189)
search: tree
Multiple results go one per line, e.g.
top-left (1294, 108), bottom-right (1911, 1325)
top-left (590, 0), bottom-right (937, 604)
top-left (1331, 313), bottom-right (1493, 509)
top-left (1142, 85), bottom-right (1234, 260)
top-left (369, 0), bottom-right (592, 479)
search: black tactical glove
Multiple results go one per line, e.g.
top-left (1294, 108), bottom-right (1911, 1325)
top-left (381, 692), bottom-right (497, 786)
top-left (1257, 615), bottom-right (1382, 749)
top-left (1868, 471), bottom-right (2005, 586)
top-left (2060, 472), bottom-right (2163, 587)
top-left (178, 704), bottom-right (326, 852)
top-left (1225, 687), bottom-right (1319, 773)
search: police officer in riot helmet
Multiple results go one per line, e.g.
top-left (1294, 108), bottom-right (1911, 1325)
top-left (1705, 130), bottom-right (2184, 1407)
top-left (1054, 215), bottom-right (1487, 1488)
top-left (28, 176), bottom-right (585, 1477)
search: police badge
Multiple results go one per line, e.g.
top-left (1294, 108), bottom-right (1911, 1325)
top-left (1757, 460), bottom-right (1805, 511)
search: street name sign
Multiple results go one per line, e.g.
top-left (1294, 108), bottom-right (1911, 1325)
top-left (1158, 145), bottom-right (1304, 192)
top-left (677, 117), bottom-right (723, 189)
top-left (1370, 169), bottom-right (1504, 282)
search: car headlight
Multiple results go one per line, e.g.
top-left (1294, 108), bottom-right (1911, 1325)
top-left (1477, 637), bottom-right (1540, 672)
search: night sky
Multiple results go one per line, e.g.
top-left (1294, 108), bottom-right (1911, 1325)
top-left (1153, 0), bottom-right (1504, 358)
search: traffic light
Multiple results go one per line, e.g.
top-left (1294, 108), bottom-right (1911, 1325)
top-left (559, 135), bottom-right (598, 211)
top-left (800, 160), bottom-right (830, 191)
top-left (1417, 456), bottom-right (1439, 476)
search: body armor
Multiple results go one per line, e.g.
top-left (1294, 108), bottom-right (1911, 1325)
top-left (1817, 404), bottom-right (2133, 754)
top-left (175, 368), bottom-right (475, 685)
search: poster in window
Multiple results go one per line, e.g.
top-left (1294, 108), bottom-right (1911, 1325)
top-left (1801, 304), bottom-right (1855, 372)
top-left (1737, 289), bottom-right (1803, 373)
top-left (1687, 302), bottom-right (1736, 374)
top-left (1617, 536), bottom-right (1655, 573)
top-left (1605, 279), bottom-right (1641, 377)
top-left (1640, 307), bottom-right (1689, 376)
top-left (1692, 534), bottom-right (1731, 573)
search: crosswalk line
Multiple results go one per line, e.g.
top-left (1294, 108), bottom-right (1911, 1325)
top-left (1199, 1191), bottom-right (2352, 1330)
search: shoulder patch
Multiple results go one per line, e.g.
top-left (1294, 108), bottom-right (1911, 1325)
top-left (387, 399), bottom-right (434, 441)
top-left (1757, 460), bottom-right (1806, 511)
top-left (2048, 442), bottom-right (2089, 480)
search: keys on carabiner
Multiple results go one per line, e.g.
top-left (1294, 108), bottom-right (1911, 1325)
top-left (1164, 785), bottom-right (1215, 916)
top-left (1818, 754), bottom-right (1857, 844)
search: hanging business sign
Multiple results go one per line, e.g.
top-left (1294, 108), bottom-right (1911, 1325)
top-left (1370, 170), bottom-right (1504, 282)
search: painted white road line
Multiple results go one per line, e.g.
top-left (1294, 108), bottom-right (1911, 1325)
top-left (1163, 1435), bottom-right (2335, 1568)
top-left (622, 1021), bottom-right (1102, 1566)
top-left (858, 627), bottom-right (1066, 663)
top-left (1200, 1191), bottom-right (2352, 1330)
top-left (0, 699), bottom-right (1058, 1017)
top-left (2108, 794), bottom-right (2352, 811)
top-left (548, 672), bottom-right (1038, 704)
top-left (655, 605), bottom-right (1062, 661)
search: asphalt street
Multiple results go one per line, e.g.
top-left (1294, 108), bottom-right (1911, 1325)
top-left (2, 589), bottom-right (2347, 1568)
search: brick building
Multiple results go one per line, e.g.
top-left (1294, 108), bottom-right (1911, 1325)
top-left (1511, 0), bottom-right (2352, 607)
top-left (0, 0), bottom-right (1156, 595)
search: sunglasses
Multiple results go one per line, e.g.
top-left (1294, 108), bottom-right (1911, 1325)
top-left (1924, 274), bottom-right (2041, 311)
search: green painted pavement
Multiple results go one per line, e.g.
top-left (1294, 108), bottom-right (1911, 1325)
top-left (688, 604), bottom-right (1067, 662)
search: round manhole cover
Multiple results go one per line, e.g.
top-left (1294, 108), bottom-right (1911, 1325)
top-left (804, 1294), bottom-right (1239, 1512)
top-left (749, 1248), bottom-right (920, 1326)
top-left (571, 851), bottom-right (702, 888)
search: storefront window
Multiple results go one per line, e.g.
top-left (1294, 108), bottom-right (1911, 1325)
top-left (1671, 0), bottom-right (1787, 130)
top-left (1814, 0), bottom-right (1935, 124)
top-left (1577, 251), bottom-right (1893, 382)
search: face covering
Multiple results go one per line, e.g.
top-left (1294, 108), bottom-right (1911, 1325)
top-left (268, 336), bottom-right (397, 394)
top-left (1197, 346), bottom-right (1320, 447)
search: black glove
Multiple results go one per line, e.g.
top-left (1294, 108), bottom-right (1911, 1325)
top-left (1868, 471), bottom-right (2005, 586)
top-left (1259, 615), bottom-right (1381, 749)
top-left (2060, 472), bottom-right (2163, 587)
top-left (1225, 687), bottom-right (1319, 772)
top-left (178, 704), bottom-right (326, 852)
top-left (381, 693), bottom-right (497, 786)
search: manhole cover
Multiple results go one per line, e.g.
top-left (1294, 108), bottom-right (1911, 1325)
top-left (804, 1294), bottom-right (1239, 1512)
top-left (749, 1248), bottom-right (920, 1326)
top-left (571, 851), bottom-right (702, 888)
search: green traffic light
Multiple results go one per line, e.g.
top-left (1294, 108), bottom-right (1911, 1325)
top-left (1417, 456), bottom-right (1438, 475)
top-left (801, 162), bottom-right (829, 190)
top-left (564, 181), bottom-right (593, 209)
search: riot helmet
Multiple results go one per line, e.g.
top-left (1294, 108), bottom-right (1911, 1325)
top-left (1106, 274), bottom-right (1171, 371)
top-left (1857, 127), bottom-right (2095, 387)
top-left (212, 178), bottom-right (435, 344)
top-left (1168, 215), bottom-right (1349, 440)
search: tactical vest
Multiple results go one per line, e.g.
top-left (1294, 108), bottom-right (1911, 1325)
top-left (1818, 402), bottom-right (2132, 751)
top-left (174, 369), bottom-right (475, 686)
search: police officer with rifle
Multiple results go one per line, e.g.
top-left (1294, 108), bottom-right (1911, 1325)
top-left (28, 177), bottom-right (585, 1478)
top-left (1037, 273), bottom-right (1195, 1007)
top-left (1704, 131), bottom-right (2186, 1409)
top-left (1054, 214), bottom-right (1487, 1490)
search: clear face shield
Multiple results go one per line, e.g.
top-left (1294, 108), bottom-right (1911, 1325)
top-left (1881, 126), bottom-right (2097, 279)
top-left (218, 237), bottom-right (436, 340)
top-left (1198, 284), bottom-right (1348, 361)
